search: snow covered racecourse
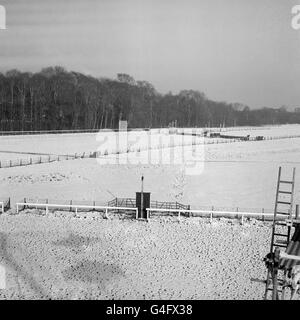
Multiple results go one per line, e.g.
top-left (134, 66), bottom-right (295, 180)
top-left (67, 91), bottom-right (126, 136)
top-left (0, 124), bottom-right (300, 299)
top-left (0, 214), bottom-right (269, 299)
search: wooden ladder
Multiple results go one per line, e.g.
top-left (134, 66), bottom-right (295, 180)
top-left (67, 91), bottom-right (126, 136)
top-left (264, 166), bottom-right (296, 300)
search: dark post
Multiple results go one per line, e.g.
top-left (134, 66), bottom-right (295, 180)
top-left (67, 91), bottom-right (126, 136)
top-left (296, 204), bottom-right (299, 220)
top-left (141, 176), bottom-right (144, 218)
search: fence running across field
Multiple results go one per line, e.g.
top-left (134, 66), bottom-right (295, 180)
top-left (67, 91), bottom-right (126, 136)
top-left (0, 152), bottom-right (96, 169)
top-left (0, 125), bottom-right (288, 136)
top-left (0, 128), bottom-right (154, 136)
top-left (1, 131), bottom-right (300, 169)
top-left (11, 197), bottom-right (282, 223)
top-left (146, 208), bottom-right (281, 223)
top-left (16, 198), bottom-right (138, 218)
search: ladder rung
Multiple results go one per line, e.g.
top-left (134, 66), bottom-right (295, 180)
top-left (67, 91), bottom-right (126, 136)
top-left (273, 243), bottom-right (288, 247)
top-left (275, 239), bottom-right (288, 244)
top-left (275, 222), bottom-right (288, 226)
top-left (279, 180), bottom-right (293, 184)
top-left (276, 212), bottom-right (290, 215)
top-left (274, 233), bottom-right (289, 237)
top-left (277, 201), bottom-right (291, 205)
top-left (278, 190), bottom-right (292, 195)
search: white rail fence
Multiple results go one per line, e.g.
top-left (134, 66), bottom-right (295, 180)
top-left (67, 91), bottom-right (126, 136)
top-left (146, 208), bottom-right (289, 223)
top-left (13, 199), bottom-right (285, 223)
top-left (16, 201), bottom-right (138, 219)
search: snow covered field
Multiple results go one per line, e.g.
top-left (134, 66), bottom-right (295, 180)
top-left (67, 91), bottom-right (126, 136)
top-left (1, 127), bottom-right (299, 208)
top-left (180, 124), bottom-right (300, 138)
top-left (220, 124), bottom-right (300, 138)
top-left (0, 213), bottom-right (270, 300)
top-left (1, 125), bottom-right (299, 163)
top-left (0, 124), bottom-right (300, 299)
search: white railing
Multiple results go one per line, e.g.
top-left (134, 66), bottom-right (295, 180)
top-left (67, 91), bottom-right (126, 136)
top-left (16, 202), bottom-right (138, 219)
top-left (146, 208), bottom-right (289, 223)
top-left (13, 201), bottom-right (293, 223)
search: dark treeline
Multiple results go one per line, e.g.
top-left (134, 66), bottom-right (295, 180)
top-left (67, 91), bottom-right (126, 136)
top-left (0, 66), bottom-right (299, 131)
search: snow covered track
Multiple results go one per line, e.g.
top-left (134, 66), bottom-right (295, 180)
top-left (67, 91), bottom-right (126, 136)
top-left (1, 125), bottom-right (300, 169)
top-left (0, 214), bottom-right (272, 299)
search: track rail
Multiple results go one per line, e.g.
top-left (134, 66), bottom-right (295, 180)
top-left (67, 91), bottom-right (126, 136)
top-left (16, 202), bottom-right (138, 218)
top-left (146, 207), bottom-right (291, 223)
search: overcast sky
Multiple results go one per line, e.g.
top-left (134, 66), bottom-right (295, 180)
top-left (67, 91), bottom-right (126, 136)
top-left (0, 0), bottom-right (299, 109)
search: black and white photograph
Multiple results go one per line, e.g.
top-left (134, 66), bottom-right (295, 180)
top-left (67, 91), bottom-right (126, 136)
top-left (0, 0), bottom-right (300, 305)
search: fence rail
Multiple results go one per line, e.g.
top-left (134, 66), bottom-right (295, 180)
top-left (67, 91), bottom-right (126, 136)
top-left (16, 201), bottom-right (138, 218)
top-left (0, 152), bottom-right (96, 169)
top-left (146, 207), bottom-right (286, 223)
top-left (0, 128), bottom-right (155, 136)
top-left (12, 197), bottom-right (279, 222)
top-left (0, 126), bottom-right (280, 136)
top-left (15, 200), bottom-right (278, 222)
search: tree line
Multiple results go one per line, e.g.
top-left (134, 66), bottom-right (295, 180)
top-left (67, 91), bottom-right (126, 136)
top-left (0, 66), bottom-right (299, 131)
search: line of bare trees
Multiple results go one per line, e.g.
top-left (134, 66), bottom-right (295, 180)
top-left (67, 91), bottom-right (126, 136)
top-left (0, 66), bottom-right (299, 131)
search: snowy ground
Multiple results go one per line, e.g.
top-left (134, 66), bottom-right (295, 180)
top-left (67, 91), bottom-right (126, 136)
top-left (1, 132), bottom-right (299, 209)
top-left (0, 213), bottom-right (270, 300)
top-left (0, 124), bottom-right (299, 163)
top-left (0, 124), bottom-right (299, 299)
